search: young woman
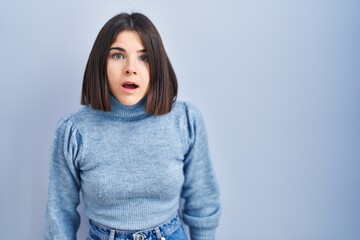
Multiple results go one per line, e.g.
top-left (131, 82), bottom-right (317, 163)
top-left (43, 12), bottom-right (221, 240)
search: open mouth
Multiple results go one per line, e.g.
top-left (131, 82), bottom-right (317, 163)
top-left (122, 82), bottom-right (139, 90)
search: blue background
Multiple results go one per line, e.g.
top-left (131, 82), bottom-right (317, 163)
top-left (0, 0), bottom-right (359, 239)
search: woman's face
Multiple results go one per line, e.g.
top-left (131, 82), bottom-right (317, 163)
top-left (107, 30), bottom-right (150, 106)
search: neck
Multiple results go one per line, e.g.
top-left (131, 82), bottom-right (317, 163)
top-left (107, 94), bottom-right (148, 120)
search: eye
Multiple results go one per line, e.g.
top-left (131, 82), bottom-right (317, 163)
top-left (112, 53), bottom-right (124, 59)
top-left (139, 55), bottom-right (149, 62)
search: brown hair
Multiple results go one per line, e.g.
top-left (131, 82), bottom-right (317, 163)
top-left (81, 12), bottom-right (178, 115)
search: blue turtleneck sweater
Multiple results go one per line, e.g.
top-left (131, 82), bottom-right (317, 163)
top-left (43, 95), bottom-right (221, 240)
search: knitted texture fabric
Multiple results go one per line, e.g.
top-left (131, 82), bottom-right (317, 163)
top-left (43, 95), bottom-right (221, 240)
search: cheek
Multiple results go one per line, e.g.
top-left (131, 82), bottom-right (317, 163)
top-left (107, 63), bottom-right (122, 79)
top-left (140, 65), bottom-right (150, 81)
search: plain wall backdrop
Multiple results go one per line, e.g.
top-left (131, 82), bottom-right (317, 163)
top-left (1, 0), bottom-right (359, 239)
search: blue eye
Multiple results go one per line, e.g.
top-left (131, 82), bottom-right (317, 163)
top-left (139, 55), bottom-right (149, 62)
top-left (113, 53), bottom-right (124, 59)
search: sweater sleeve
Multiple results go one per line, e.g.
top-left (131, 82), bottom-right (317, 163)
top-left (181, 103), bottom-right (221, 240)
top-left (43, 114), bottom-right (82, 240)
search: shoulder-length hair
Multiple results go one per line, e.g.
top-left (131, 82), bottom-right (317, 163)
top-left (81, 12), bottom-right (178, 115)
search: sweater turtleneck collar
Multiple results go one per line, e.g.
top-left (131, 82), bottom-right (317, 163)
top-left (107, 94), bottom-right (148, 120)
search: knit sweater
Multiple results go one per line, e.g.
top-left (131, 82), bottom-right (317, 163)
top-left (43, 94), bottom-right (221, 240)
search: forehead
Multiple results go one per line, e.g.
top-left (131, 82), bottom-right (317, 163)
top-left (110, 30), bottom-right (145, 49)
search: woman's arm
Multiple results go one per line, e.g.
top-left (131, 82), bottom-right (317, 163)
top-left (181, 103), bottom-right (221, 240)
top-left (43, 115), bottom-right (82, 240)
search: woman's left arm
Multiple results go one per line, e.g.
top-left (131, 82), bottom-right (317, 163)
top-left (181, 103), bottom-right (221, 240)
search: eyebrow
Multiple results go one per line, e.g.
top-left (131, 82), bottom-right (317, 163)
top-left (109, 47), bottom-right (146, 53)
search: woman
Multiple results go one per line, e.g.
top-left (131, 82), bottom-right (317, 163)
top-left (44, 12), bottom-right (221, 240)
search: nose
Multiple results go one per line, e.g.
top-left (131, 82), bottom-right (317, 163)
top-left (124, 68), bottom-right (137, 75)
top-left (124, 61), bottom-right (137, 75)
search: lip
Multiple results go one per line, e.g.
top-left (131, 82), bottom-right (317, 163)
top-left (121, 81), bottom-right (139, 93)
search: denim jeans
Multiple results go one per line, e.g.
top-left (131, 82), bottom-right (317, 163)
top-left (87, 212), bottom-right (187, 240)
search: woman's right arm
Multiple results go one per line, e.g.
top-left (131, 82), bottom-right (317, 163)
top-left (43, 115), bottom-right (82, 240)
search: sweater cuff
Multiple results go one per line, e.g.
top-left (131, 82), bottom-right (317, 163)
top-left (190, 227), bottom-right (216, 240)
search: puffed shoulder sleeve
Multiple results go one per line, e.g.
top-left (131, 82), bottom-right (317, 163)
top-left (181, 102), bottom-right (221, 240)
top-left (43, 114), bottom-right (82, 240)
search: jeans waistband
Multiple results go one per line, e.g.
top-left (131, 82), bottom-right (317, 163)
top-left (89, 212), bottom-right (181, 240)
